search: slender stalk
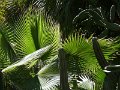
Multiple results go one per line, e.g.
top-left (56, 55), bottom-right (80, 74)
top-left (92, 37), bottom-right (109, 70)
top-left (59, 48), bottom-right (70, 90)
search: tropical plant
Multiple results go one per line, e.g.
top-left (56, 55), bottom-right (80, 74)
top-left (0, 9), bottom-right (60, 90)
top-left (1, 0), bottom-right (120, 90)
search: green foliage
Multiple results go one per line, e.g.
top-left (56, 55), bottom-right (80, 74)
top-left (0, 32), bottom-right (11, 69)
top-left (37, 62), bottom-right (60, 90)
top-left (2, 45), bottom-right (51, 90)
top-left (63, 34), bottom-right (105, 89)
top-left (1, 0), bottom-right (120, 90)
top-left (1, 14), bottom-right (36, 59)
top-left (0, 10), bottom-right (60, 89)
top-left (63, 34), bottom-right (120, 89)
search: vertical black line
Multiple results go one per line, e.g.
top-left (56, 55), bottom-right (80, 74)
top-left (58, 48), bottom-right (70, 90)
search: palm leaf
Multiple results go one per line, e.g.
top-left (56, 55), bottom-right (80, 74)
top-left (1, 9), bottom-right (60, 61)
top-left (77, 75), bottom-right (95, 90)
top-left (0, 32), bottom-right (11, 69)
top-left (1, 13), bottom-right (36, 60)
top-left (97, 38), bottom-right (119, 61)
top-left (37, 61), bottom-right (60, 90)
top-left (1, 9), bottom-right (60, 89)
top-left (30, 12), bottom-right (60, 62)
top-left (63, 34), bottom-right (98, 73)
top-left (63, 34), bottom-right (120, 89)
top-left (2, 45), bottom-right (51, 90)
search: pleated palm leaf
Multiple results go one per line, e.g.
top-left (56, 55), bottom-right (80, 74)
top-left (1, 11), bottom-right (60, 90)
top-left (37, 61), bottom-right (60, 90)
top-left (1, 13), bottom-right (36, 60)
top-left (0, 31), bottom-right (11, 69)
top-left (36, 34), bottom-right (120, 90)
top-left (2, 45), bottom-right (51, 90)
top-left (77, 74), bottom-right (95, 90)
top-left (63, 34), bottom-right (119, 89)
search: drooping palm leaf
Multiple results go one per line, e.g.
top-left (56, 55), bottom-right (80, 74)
top-left (63, 34), bottom-right (120, 89)
top-left (63, 34), bottom-right (105, 89)
top-left (2, 45), bottom-right (51, 90)
top-left (37, 61), bottom-right (60, 90)
top-left (0, 9), bottom-right (60, 89)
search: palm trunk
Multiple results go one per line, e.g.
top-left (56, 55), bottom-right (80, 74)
top-left (92, 37), bottom-right (109, 70)
top-left (59, 48), bottom-right (70, 90)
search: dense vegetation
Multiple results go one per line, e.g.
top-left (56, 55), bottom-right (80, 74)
top-left (0, 0), bottom-right (120, 90)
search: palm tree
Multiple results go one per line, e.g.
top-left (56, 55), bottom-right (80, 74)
top-left (0, 9), bottom-right (60, 89)
top-left (1, 20), bottom-right (119, 89)
top-left (1, 0), bottom-right (120, 90)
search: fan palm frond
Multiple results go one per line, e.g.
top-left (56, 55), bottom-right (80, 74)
top-left (97, 38), bottom-right (119, 61)
top-left (0, 32), bottom-right (11, 69)
top-left (37, 61), bottom-right (60, 90)
top-left (63, 34), bottom-right (105, 89)
top-left (0, 9), bottom-right (60, 89)
top-left (1, 9), bottom-right (60, 61)
top-left (1, 13), bottom-right (36, 60)
top-left (63, 34), bottom-right (120, 89)
top-left (31, 13), bottom-right (60, 62)
top-left (63, 34), bottom-right (98, 73)
top-left (2, 45), bottom-right (51, 72)
top-left (2, 45), bottom-right (51, 90)
top-left (77, 74), bottom-right (95, 90)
